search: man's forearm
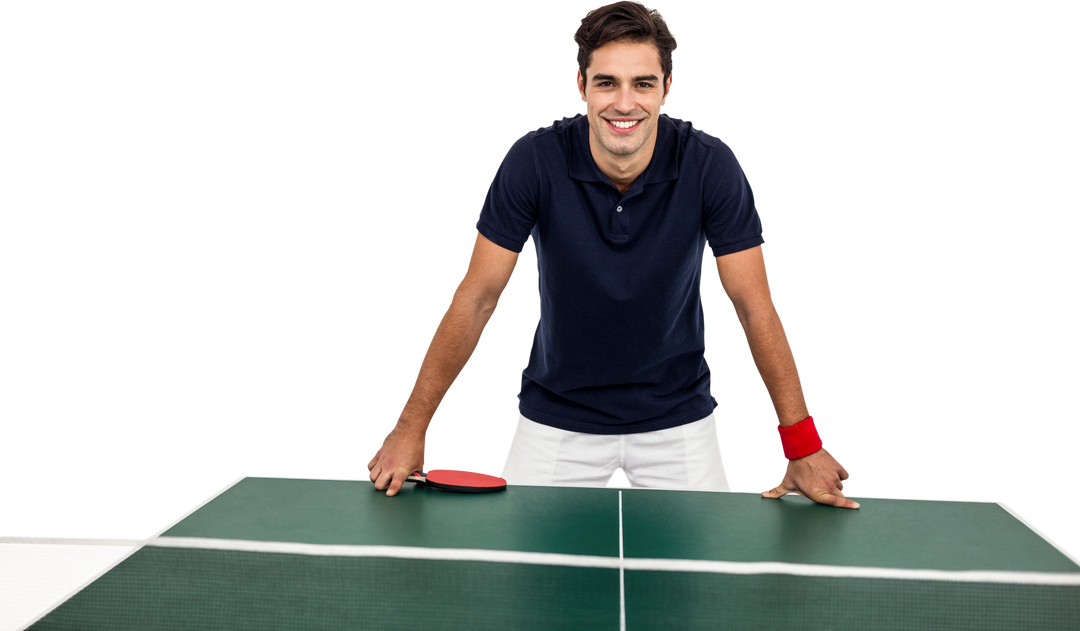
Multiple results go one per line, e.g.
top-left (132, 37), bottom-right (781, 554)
top-left (737, 304), bottom-right (809, 427)
top-left (397, 287), bottom-right (498, 434)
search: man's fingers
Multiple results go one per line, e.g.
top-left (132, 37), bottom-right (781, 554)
top-left (761, 483), bottom-right (797, 499)
top-left (839, 466), bottom-right (849, 481)
top-left (811, 491), bottom-right (860, 509)
top-left (367, 452), bottom-right (381, 471)
top-left (369, 463), bottom-right (382, 484)
top-left (764, 483), bottom-right (859, 509)
top-left (373, 467), bottom-right (413, 496)
top-left (835, 480), bottom-right (844, 491)
top-left (385, 471), bottom-right (408, 497)
top-left (835, 496), bottom-right (860, 509)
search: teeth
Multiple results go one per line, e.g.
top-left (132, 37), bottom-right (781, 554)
top-left (610, 120), bottom-right (639, 129)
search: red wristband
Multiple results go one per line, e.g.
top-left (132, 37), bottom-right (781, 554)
top-left (778, 416), bottom-right (822, 460)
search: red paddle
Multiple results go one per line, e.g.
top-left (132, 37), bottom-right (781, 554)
top-left (406, 470), bottom-right (507, 493)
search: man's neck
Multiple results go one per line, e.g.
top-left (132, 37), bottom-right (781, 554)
top-left (588, 126), bottom-right (659, 195)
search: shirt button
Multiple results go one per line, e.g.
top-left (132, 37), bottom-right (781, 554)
top-left (616, 206), bottom-right (623, 213)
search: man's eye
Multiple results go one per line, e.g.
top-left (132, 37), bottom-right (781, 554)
top-left (638, 83), bottom-right (653, 89)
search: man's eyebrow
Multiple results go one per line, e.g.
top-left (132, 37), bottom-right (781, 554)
top-left (590, 73), bottom-right (660, 83)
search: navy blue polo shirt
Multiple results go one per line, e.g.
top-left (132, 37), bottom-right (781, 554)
top-left (476, 113), bottom-right (763, 434)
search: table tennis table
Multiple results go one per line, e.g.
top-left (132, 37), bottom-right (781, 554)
top-left (24, 477), bottom-right (1080, 630)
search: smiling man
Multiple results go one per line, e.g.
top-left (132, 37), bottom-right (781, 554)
top-left (581, 41), bottom-right (665, 189)
top-left (369, 1), bottom-right (856, 509)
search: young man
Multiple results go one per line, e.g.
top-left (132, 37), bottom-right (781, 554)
top-left (369, 1), bottom-right (856, 509)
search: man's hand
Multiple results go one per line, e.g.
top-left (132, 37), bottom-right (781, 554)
top-left (762, 448), bottom-right (859, 509)
top-left (368, 424), bottom-right (426, 497)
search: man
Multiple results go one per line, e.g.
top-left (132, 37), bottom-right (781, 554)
top-left (369, 1), bottom-right (856, 509)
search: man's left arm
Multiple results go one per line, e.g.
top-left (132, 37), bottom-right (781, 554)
top-left (716, 246), bottom-right (859, 509)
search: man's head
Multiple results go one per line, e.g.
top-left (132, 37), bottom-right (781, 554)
top-left (575, 2), bottom-right (677, 162)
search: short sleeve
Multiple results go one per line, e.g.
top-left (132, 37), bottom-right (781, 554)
top-left (702, 142), bottom-right (764, 257)
top-left (476, 134), bottom-right (539, 253)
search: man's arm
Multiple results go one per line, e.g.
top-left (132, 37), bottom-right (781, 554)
top-left (712, 246), bottom-right (807, 427)
top-left (367, 230), bottom-right (522, 492)
top-left (716, 246), bottom-right (858, 509)
top-left (397, 231), bottom-right (522, 434)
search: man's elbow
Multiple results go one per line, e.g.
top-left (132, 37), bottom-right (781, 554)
top-left (732, 296), bottom-right (777, 329)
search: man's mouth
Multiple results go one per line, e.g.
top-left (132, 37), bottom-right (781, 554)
top-left (605, 118), bottom-right (642, 133)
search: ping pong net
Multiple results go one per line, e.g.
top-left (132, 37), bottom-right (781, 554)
top-left (8, 532), bottom-right (1080, 630)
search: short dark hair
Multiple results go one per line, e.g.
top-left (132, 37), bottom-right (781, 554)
top-left (575, 2), bottom-right (677, 94)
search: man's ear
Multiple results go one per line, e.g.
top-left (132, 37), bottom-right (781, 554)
top-left (662, 73), bottom-right (672, 104)
top-left (577, 69), bottom-right (587, 101)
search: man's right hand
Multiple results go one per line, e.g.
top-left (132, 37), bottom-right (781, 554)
top-left (368, 423), bottom-right (426, 496)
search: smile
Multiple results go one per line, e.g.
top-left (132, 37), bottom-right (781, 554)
top-left (605, 118), bottom-right (642, 133)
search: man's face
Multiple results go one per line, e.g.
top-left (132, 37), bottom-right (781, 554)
top-left (578, 40), bottom-right (670, 160)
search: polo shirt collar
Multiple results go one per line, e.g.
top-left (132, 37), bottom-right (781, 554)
top-left (568, 113), bottom-right (680, 185)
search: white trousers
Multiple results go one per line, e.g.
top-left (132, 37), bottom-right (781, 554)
top-left (501, 413), bottom-right (730, 491)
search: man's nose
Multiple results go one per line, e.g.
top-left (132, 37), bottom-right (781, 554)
top-left (614, 86), bottom-right (635, 114)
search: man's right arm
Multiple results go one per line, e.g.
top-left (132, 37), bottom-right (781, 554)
top-left (365, 229), bottom-right (520, 494)
top-left (393, 231), bottom-right (522, 438)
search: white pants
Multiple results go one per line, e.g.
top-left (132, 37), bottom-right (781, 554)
top-left (501, 413), bottom-right (730, 491)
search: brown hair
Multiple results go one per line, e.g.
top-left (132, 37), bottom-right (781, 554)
top-left (575, 2), bottom-right (677, 94)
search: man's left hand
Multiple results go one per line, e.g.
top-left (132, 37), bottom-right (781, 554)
top-left (762, 448), bottom-right (859, 509)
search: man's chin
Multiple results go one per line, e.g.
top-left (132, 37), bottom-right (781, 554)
top-left (601, 137), bottom-right (644, 157)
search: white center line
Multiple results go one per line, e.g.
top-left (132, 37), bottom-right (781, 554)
top-left (619, 490), bottom-right (626, 631)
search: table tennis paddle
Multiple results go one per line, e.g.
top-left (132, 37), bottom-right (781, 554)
top-left (406, 470), bottom-right (507, 493)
